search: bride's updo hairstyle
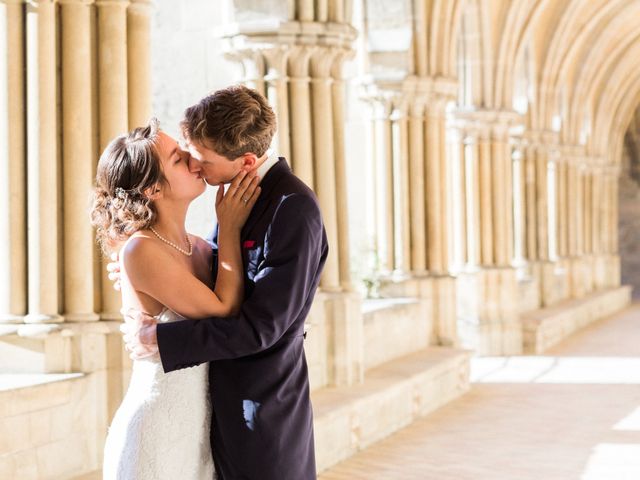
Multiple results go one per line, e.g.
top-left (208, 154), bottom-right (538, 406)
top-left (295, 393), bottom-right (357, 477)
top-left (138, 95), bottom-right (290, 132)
top-left (90, 118), bottom-right (165, 254)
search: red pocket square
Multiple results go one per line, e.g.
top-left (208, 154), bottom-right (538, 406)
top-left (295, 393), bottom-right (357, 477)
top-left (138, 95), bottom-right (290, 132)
top-left (243, 240), bottom-right (256, 249)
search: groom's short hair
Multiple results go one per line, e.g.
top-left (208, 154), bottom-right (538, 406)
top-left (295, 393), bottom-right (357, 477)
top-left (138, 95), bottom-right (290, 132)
top-left (180, 85), bottom-right (277, 160)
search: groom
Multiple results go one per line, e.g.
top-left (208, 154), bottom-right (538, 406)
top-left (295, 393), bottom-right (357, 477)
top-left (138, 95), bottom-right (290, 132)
top-left (119, 85), bottom-right (327, 479)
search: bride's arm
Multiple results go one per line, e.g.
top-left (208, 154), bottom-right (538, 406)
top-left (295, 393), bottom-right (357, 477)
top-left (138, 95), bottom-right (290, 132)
top-left (123, 172), bottom-right (260, 319)
top-left (122, 236), bottom-right (239, 318)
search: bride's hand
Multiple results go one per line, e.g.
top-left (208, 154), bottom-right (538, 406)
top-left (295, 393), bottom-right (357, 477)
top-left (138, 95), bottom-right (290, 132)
top-left (215, 170), bottom-right (261, 231)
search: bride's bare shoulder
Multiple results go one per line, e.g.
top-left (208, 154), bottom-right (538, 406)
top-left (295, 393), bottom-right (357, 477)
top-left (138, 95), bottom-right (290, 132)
top-left (120, 231), bottom-right (172, 269)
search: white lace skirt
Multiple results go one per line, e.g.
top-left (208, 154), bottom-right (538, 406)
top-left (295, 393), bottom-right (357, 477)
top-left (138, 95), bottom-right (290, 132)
top-left (103, 358), bottom-right (215, 480)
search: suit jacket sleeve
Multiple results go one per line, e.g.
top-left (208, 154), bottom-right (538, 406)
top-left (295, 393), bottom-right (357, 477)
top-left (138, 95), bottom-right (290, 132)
top-left (156, 193), bottom-right (326, 372)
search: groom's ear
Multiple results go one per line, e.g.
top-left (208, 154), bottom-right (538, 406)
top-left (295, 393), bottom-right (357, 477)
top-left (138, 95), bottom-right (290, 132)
top-left (240, 152), bottom-right (258, 170)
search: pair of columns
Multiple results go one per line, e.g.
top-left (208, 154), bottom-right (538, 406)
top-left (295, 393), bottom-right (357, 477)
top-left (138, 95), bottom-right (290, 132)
top-left (0, 0), bottom-right (151, 324)
top-left (518, 141), bottom-right (619, 262)
top-left (364, 83), bottom-right (453, 278)
top-left (227, 26), bottom-right (355, 293)
top-left (452, 111), bottom-right (518, 270)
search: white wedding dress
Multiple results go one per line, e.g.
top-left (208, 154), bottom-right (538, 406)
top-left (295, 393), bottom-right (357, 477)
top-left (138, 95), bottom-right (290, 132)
top-left (103, 308), bottom-right (215, 480)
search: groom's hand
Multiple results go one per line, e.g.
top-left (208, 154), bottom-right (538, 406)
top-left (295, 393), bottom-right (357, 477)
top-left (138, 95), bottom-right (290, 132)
top-left (120, 309), bottom-right (159, 360)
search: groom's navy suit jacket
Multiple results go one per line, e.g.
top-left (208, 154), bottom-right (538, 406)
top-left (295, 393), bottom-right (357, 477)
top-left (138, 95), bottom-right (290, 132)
top-left (157, 158), bottom-right (327, 480)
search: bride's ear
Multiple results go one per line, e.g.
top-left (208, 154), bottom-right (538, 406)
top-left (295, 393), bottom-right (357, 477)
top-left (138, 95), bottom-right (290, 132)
top-left (143, 184), bottom-right (162, 200)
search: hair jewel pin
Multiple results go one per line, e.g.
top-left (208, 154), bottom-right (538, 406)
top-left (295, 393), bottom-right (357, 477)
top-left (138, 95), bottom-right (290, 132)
top-left (115, 187), bottom-right (128, 200)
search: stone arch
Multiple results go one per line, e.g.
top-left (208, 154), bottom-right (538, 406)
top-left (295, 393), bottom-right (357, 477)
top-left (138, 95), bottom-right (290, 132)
top-left (564, 4), bottom-right (640, 146)
top-left (535, 0), bottom-right (630, 132)
top-left (455, 0), bottom-right (489, 106)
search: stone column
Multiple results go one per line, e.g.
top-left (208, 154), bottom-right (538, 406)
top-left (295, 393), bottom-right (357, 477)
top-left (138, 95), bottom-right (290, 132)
top-left (455, 116), bottom-right (522, 354)
top-left (407, 101), bottom-right (427, 272)
top-left (607, 172), bottom-right (615, 254)
top-left (512, 143), bottom-right (526, 264)
top-left (25, 0), bottom-right (63, 323)
top-left (230, 49), bottom-right (267, 96)
top-left (490, 124), bottom-right (513, 266)
top-left (0, 0), bottom-right (27, 322)
top-left (576, 161), bottom-right (585, 256)
top-left (288, 46), bottom-right (315, 187)
top-left (611, 167), bottom-right (621, 288)
top-left (59, 0), bottom-right (100, 322)
top-left (567, 159), bottom-right (577, 257)
top-left (524, 145), bottom-right (538, 261)
top-left (451, 127), bottom-right (468, 267)
top-left (592, 164), bottom-right (602, 255)
top-left (263, 47), bottom-right (291, 160)
top-left (126, 0), bottom-right (151, 129)
top-left (464, 133), bottom-right (481, 266)
top-left (296, 0), bottom-right (314, 21)
top-left (556, 158), bottom-right (568, 258)
top-left (331, 52), bottom-right (353, 288)
top-left (97, 0), bottom-right (129, 319)
top-left (420, 94), bottom-right (456, 346)
top-left (328, 0), bottom-right (344, 22)
top-left (425, 100), bottom-right (447, 273)
top-left (611, 168), bottom-right (620, 255)
top-left (372, 96), bottom-right (394, 273)
top-left (584, 164), bottom-right (593, 255)
top-left (535, 147), bottom-right (550, 261)
top-left (391, 103), bottom-right (411, 273)
top-left (310, 49), bottom-right (341, 291)
top-left (477, 129), bottom-right (494, 266)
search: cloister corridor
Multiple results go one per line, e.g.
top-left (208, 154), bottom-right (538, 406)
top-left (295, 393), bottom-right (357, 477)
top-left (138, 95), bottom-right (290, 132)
top-left (320, 305), bottom-right (640, 480)
top-left (5, 0), bottom-right (640, 478)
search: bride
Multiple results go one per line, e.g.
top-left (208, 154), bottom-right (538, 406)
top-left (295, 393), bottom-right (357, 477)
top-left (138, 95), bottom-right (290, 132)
top-left (90, 118), bottom-right (260, 479)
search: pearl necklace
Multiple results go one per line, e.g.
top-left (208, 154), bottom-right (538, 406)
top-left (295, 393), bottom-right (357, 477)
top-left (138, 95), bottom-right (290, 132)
top-left (149, 226), bottom-right (193, 256)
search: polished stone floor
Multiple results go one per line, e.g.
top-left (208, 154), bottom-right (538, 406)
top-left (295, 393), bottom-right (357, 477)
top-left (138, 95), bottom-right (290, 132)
top-left (320, 305), bottom-right (640, 480)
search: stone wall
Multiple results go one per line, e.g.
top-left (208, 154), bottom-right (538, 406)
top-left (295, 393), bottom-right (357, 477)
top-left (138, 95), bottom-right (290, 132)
top-left (151, 0), bottom-right (241, 238)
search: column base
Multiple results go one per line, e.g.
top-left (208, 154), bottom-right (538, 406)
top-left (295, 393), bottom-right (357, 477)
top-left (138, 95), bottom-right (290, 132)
top-left (593, 254), bottom-right (621, 289)
top-left (100, 311), bottom-right (123, 321)
top-left (456, 266), bottom-right (522, 355)
top-left (65, 312), bottom-right (101, 322)
top-left (306, 290), bottom-right (364, 390)
top-left (23, 313), bottom-right (64, 324)
top-left (536, 259), bottom-right (571, 307)
top-left (515, 261), bottom-right (541, 314)
top-left (0, 314), bottom-right (26, 324)
top-left (379, 272), bottom-right (458, 347)
top-left (567, 256), bottom-right (592, 298)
